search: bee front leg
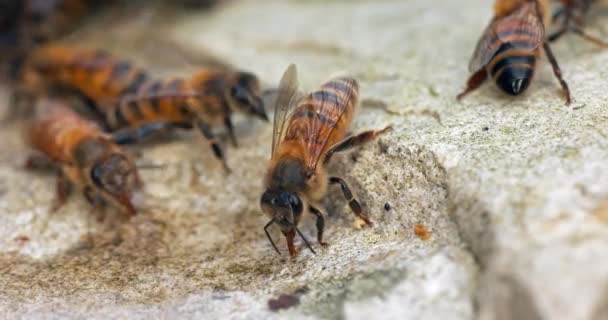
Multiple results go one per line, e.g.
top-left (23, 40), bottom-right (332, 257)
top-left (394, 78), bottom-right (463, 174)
top-left (309, 206), bottom-right (328, 246)
top-left (24, 153), bottom-right (55, 171)
top-left (196, 120), bottom-right (231, 174)
top-left (329, 176), bottom-right (372, 228)
top-left (224, 116), bottom-right (238, 147)
top-left (51, 172), bottom-right (72, 212)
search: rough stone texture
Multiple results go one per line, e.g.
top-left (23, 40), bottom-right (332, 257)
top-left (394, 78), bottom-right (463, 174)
top-left (2, 0), bottom-right (608, 319)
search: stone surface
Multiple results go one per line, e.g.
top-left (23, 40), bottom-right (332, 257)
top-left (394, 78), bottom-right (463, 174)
top-left (2, 0), bottom-right (608, 319)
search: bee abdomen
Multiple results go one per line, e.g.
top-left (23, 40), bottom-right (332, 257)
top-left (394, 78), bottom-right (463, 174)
top-left (488, 43), bottom-right (536, 95)
top-left (285, 77), bottom-right (358, 147)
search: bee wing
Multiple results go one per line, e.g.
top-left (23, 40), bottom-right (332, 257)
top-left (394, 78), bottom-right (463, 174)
top-left (271, 64), bottom-right (300, 157)
top-left (303, 81), bottom-right (356, 173)
top-left (468, 2), bottom-right (544, 72)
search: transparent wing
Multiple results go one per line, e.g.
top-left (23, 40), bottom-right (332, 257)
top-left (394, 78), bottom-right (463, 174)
top-left (302, 79), bottom-right (356, 173)
top-left (468, 3), bottom-right (544, 72)
top-left (271, 64), bottom-right (300, 157)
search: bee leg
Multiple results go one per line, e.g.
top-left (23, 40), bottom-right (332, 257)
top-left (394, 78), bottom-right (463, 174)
top-left (548, 7), bottom-right (570, 42)
top-left (551, 7), bottom-right (565, 22)
top-left (82, 186), bottom-right (100, 246)
top-left (196, 120), bottom-right (231, 174)
top-left (543, 42), bottom-right (572, 105)
top-left (224, 117), bottom-right (238, 147)
top-left (329, 177), bottom-right (372, 227)
top-left (457, 68), bottom-right (487, 101)
top-left (323, 126), bottom-right (393, 165)
top-left (51, 172), bottom-right (72, 212)
top-left (282, 229), bottom-right (297, 257)
top-left (309, 206), bottom-right (328, 246)
top-left (547, 27), bottom-right (569, 43)
top-left (24, 153), bottom-right (55, 171)
top-left (4, 88), bottom-right (33, 122)
top-left (568, 27), bottom-right (608, 48)
top-left (70, 89), bottom-right (110, 129)
top-left (111, 121), bottom-right (180, 144)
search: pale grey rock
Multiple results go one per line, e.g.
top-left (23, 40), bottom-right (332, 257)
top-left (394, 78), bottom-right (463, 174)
top-left (2, 0), bottom-right (608, 319)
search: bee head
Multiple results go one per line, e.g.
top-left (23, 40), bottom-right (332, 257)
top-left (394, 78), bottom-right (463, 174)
top-left (260, 190), bottom-right (303, 229)
top-left (227, 72), bottom-right (268, 121)
top-left (90, 154), bottom-right (138, 215)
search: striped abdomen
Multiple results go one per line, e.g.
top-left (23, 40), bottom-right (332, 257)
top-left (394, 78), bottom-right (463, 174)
top-left (29, 102), bottom-right (107, 164)
top-left (28, 44), bottom-right (149, 103)
top-left (486, 22), bottom-right (540, 95)
top-left (106, 71), bottom-right (228, 130)
top-left (282, 77), bottom-right (359, 157)
top-left (105, 78), bottom-right (190, 130)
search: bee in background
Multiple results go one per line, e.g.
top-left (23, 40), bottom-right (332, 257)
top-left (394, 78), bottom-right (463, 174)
top-left (107, 68), bottom-right (268, 173)
top-left (260, 64), bottom-right (392, 257)
top-left (13, 44), bottom-right (150, 120)
top-left (457, 0), bottom-right (572, 104)
top-left (548, 0), bottom-right (608, 46)
top-left (27, 100), bottom-right (141, 216)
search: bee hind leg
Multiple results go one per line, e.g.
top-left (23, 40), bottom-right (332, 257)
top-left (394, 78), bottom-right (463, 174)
top-left (457, 68), bottom-right (487, 101)
top-left (543, 42), bottom-right (572, 105)
top-left (323, 126), bottom-right (392, 165)
top-left (329, 176), bottom-right (373, 228)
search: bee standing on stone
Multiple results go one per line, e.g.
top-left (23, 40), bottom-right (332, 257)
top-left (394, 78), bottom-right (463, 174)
top-left (27, 100), bottom-right (141, 216)
top-left (107, 68), bottom-right (268, 173)
top-left (457, 0), bottom-right (572, 104)
top-left (548, 0), bottom-right (608, 46)
top-left (260, 64), bottom-right (392, 257)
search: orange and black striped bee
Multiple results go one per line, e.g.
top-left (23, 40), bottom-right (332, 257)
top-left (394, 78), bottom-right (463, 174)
top-left (260, 65), bottom-right (391, 257)
top-left (458, 0), bottom-right (572, 104)
top-left (17, 44), bottom-right (267, 172)
top-left (106, 68), bottom-right (268, 172)
top-left (27, 100), bottom-right (141, 216)
top-left (548, 0), bottom-right (608, 46)
top-left (15, 44), bottom-right (150, 116)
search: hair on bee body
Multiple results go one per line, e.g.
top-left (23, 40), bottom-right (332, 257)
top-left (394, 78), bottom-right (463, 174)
top-left (26, 99), bottom-right (141, 216)
top-left (260, 64), bottom-right (392, 257)
top-left (458, 0), bottom-right (572, 104)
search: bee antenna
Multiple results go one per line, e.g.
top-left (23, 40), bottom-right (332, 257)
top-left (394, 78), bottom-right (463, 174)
top-left (264, 219), bottom-right (281, 255)
top-left (294, 226), bottom-right (316, 255)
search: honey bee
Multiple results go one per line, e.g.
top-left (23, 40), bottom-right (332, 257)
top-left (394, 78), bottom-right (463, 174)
top-left (27, 100), bottom-right (141, 215)
top-left (106, 68), bottom-right (268, 173)
top-left (548, 0), bottom-right (608, 46)
top-left (16, 44), bottom-right (150, 116)
top-left (457, 0), bottom-right (572, 104)
top-left (260, 64), bottom-right (392, 256)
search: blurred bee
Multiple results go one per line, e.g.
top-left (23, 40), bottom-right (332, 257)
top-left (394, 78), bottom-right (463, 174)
top-left (457, 0), bottom-right (572, 104)
top-left (548, 0), bottom-right (608, 46)
top-left (260, 64), bottom-right (392, 256)
top-left (106, 68), bottom-right (268, 173)
top-left (14, 44), bottom-right (150, 118)
top-left (27, 100), bottom-right (141, 216)
top-left (21, 0), bottom-right (93, 45)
